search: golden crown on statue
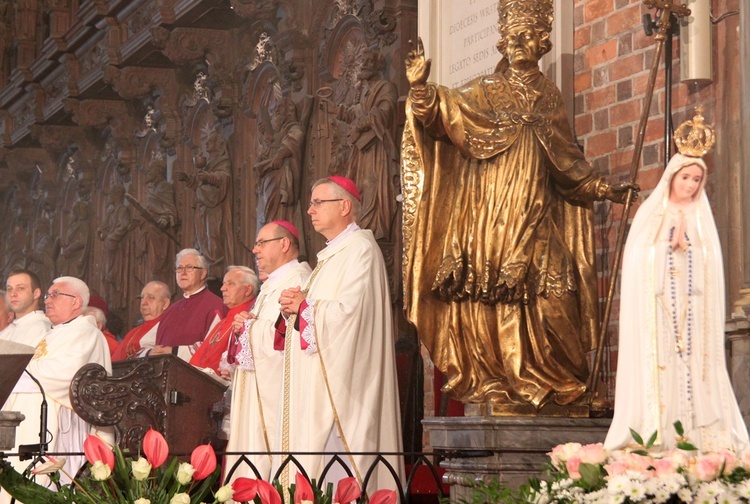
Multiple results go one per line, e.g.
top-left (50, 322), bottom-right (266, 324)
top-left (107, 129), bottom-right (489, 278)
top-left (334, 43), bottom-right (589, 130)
top-left (498, 0), bottom-right (554, 35)
top-left (674, 106), bottom-right (716, 158)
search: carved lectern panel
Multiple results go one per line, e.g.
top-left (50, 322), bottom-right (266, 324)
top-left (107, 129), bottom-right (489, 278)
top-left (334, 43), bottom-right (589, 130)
top-left (70, 355), bottom-right (227, 455)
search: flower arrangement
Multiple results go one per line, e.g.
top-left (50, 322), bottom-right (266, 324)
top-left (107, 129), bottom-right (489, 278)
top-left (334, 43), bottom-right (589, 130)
top-left (452, 423), bottom-right (750, 504)
top-left (532, 424), bottom-right (750, 504)
top-left (0, 429), bottom-right (399, 504)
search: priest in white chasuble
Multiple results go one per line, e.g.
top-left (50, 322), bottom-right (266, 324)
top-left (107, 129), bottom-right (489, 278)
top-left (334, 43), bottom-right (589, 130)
top-left (224, 220), bottom-right (311, 481)
top-left (1, 276), bottom-right (112, 504)
top-left (278, 177), bottom-right (404, 493)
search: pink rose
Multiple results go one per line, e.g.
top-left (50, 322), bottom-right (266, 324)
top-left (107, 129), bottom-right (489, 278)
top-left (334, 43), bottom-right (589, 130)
top-left (580, 443), bottom-right (607, 465)
top-left (719, 450), bottom-right (739, 474)
top-left (623, 453), bottom-right (654, 473)
top-left (652, 457), bottom-right (678, 477)
top-left (549, 443), bottom-right (582, 469)
top-left (693, 453), bottom-right (723, 482)
top-left (566, 456), bottom-right (582, 480)
top-left (604, 461), bottom-right (628, 476)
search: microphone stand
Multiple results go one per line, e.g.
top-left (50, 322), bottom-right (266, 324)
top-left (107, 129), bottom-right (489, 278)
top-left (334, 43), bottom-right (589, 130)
top-left (17, 370), bottom-right (49, 468)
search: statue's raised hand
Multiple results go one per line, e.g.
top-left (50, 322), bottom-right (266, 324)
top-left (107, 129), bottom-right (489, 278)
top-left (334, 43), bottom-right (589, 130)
top-left (405, 37), bottom-right (431, 88)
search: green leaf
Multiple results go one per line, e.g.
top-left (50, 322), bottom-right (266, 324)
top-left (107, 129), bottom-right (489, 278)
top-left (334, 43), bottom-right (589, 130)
top-left (630, 449), bottom-right (649, 456)
top-left (629, 428), bottom-right (644, 446)
top-left (578, 463), bottom-right (604, 491)
top-left (646, 430), bottom-right (658, 448)
top-left (676, 441), bottom-right (698, 451)
top-left (673, 420), bottom-right (685, 436)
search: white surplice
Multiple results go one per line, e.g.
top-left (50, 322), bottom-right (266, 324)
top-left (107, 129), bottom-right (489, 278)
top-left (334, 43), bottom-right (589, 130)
top-left (605, 153), bottom-right (749, 452)
top-left (225, 260), bottom-right (311, 481)
top-left (274, 227), bottom-right (404, 493)
top-left (0, 311), bottom-right (51, 347)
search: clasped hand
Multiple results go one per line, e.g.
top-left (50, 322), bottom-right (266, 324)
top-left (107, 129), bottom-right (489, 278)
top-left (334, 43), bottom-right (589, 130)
top-left (279, 286), bottom-right (304, 317)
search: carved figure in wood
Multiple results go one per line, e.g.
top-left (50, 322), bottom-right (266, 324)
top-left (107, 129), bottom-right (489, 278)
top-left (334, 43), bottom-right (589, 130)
top-left (58, 200), bottom-right (92, 281)
top-left (175, 128), bottom-right (232, 278)
top-left (255, 94), bottom-right (304, 230)
top-left (133, 158), bottom-right (179, 284)
top-left (26, 216), bottom-right (59, 291)
top-left (96, 184), bottom-right (132, 309)
top-left (333, 45), bottom-right (398, 242)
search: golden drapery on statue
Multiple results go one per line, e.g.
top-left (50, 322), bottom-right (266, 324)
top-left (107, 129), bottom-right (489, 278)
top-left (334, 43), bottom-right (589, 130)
top-left (402, 0), bottom-right (634, 414)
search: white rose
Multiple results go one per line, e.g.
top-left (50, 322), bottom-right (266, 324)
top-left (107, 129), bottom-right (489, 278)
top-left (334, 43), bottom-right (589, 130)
top-left (134, 499), bottom-right (151, 504)
top-left (215, 484), bottom-right (235, 502)
top-left (90, 460), bottom-right (111, 481)
top-left (131, 457), bottom-right (153, 481)
top-left (176, 462), bottom-right (196, 485)
top-left (170, 493), bottom-right (191, 504)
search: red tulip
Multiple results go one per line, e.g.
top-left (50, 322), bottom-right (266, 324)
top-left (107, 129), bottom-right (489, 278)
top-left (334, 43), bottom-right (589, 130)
top-left (334, 477), bottom-right (361, 504)
top-left (83, 435), bottom-right (114, 470)
top-left (294, 472), bottom-right (314, 503)
top-left (257, 479), bottom-right (281, 504)
top-left (369, 489), bottom-right (397, 504)
top-left (232, 477), bottom-right (258, 502)
top-left (142, 428), bottom-right (169, 468)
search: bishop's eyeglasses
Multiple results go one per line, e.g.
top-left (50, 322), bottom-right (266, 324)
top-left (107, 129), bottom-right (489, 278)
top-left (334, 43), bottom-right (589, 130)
top-left (308, 198), bottom-right (343, 208)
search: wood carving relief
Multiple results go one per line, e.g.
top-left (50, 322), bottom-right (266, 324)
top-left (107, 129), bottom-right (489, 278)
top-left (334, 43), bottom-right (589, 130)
top-left (0, 0), bottom-right (409, 331)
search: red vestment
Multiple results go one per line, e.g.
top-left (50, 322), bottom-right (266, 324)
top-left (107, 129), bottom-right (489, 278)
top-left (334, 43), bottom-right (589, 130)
top-left (112, 318), bottom-right (160, 361)
top-left (189, 300), bottom-right (255, 374)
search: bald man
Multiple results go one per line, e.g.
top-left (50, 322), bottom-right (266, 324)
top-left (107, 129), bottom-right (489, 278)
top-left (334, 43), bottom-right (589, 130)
top-left (112, 281), bottom-right (171, 361)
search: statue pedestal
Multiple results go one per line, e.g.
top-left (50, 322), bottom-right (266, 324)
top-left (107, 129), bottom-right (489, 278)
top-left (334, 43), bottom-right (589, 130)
top-left (0, 411), bottom-right (24, 451)
top-left (423, 416), bottom-right (610, 502)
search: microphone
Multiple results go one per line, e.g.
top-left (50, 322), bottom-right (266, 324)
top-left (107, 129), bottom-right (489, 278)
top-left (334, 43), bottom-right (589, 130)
top-left (17, 370), bottom-right (49, 460)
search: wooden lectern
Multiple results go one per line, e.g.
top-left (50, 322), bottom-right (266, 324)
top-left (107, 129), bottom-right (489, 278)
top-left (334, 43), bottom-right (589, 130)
top-left (70, 355), bottom-right (228, 455)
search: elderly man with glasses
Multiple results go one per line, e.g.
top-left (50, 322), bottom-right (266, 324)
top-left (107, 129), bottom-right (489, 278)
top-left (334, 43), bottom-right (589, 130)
top-left (151, 248), bottom-right (227, 360)
top-left (0, 276), bottom-right (112, 502)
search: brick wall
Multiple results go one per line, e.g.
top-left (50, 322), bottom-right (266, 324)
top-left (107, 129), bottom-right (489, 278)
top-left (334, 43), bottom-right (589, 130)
top-left (573, 0), bottom-right (740, 399)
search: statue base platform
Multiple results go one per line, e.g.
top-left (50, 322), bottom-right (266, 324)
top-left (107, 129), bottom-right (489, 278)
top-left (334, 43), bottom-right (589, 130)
top-left (0, 411), bottom-right (24, 451)
top-left (423, 416), bottom-right (611, 502)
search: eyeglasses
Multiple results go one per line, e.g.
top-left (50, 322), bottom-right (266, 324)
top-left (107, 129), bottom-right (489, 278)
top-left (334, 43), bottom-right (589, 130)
top-left (175, 265), bottom-right (203, 273)
top-left (44, 291), bottom-right (77, 301)
top-left (308, 198), bottom-right (343, 208)
top-left (253, 237), bottom-right (284, 248)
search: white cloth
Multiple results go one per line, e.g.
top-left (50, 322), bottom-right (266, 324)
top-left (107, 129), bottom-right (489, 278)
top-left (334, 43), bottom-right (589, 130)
top-left (0, 311), bottom-right (51, 347)
top-left (225, 260), bottom-right (311, 481)
top-left (135, 322), bottom-right (160, 358)
top-left (0, 315), bottom-right (112, 504)
top-left (605, 153), bottom-right (750, 452)
top-left (274, 229), bottom-right (404, 493)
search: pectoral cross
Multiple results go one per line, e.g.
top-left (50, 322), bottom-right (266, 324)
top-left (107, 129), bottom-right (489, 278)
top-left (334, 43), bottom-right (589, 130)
top-left (643, 0), bottom-right (691, 41)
